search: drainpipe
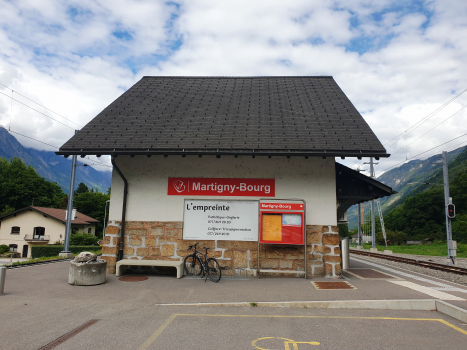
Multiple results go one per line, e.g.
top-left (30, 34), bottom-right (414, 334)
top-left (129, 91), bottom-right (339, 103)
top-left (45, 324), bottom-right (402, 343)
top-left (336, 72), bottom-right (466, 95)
top-left (111, 156), bottom-right (127, 261)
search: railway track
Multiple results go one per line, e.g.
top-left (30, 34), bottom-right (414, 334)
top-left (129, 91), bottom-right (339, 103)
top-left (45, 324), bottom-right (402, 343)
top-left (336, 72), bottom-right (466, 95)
top-left (2, 258), bottom-right (72, 269)
top-left (350, 249), bottom-right (467, 276)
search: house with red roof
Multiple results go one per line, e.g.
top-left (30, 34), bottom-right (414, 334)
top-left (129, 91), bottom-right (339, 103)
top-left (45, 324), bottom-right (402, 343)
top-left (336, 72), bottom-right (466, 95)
top-left (0, 206), bottom-right (99, 258)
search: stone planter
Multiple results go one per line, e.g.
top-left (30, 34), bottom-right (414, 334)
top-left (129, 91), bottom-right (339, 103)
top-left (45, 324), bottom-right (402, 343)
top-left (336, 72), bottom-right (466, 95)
top-left (68, 260), bottom-right (107, 286)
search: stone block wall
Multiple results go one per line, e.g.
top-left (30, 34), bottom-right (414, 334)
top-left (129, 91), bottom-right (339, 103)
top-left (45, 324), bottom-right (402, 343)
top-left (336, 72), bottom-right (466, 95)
top-left (101, 221), bottom-right (342, 277)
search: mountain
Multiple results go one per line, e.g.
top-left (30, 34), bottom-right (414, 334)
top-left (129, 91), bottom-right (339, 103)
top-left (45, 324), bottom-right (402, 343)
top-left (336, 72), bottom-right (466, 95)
top-left (0, 127), bottom-right (112, 193)
top-left (346, 146), bottom-right (467, 229)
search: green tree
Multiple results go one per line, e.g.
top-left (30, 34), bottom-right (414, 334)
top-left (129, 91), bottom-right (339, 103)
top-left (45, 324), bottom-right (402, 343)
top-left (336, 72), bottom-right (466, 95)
top-left (74, 182), bottom-right (89, 196)
top-left (338, 223), bottom-right (349, 238)
top-left (73, 190), bottom-right (110, 238)
top-left (0, 157), bottom-right (66, 213)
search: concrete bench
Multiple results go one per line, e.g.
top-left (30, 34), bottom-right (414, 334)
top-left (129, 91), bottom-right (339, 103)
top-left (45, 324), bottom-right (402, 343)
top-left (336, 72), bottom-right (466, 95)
top-left (116, 259), bottom-right (184, 278)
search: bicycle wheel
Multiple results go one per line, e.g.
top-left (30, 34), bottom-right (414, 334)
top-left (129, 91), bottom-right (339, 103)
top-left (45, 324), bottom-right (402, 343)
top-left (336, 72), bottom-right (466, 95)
top-left (184, 254), bottom-right (202, 276)
top-left (207, 258), bottom-right (221, 282)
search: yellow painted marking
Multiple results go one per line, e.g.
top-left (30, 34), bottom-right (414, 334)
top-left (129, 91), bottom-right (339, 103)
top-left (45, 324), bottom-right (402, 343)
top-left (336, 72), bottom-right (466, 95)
top-left (437, 319), bottom-right (467, 336)
top-left (284, 341), bottom-right (321, 349)
top-left (138, 313), bottom-right (177, 350)
top-left (177, 314), bottom-right (467, 336)
top-left (252, 337), bottom-right (319, 350)
top-left (139, 313), bottom-right (467, 349)
top-left (252, 337), bottom-right (295, 350)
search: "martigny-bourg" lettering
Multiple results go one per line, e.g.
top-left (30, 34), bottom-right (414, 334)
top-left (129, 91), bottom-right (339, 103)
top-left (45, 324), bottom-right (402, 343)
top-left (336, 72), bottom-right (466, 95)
top-left (168, 177), bottom-right (275, 197)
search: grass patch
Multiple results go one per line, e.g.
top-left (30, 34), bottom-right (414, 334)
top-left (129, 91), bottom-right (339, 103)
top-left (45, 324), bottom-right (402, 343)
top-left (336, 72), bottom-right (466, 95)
top-left (250, 302), bottom-right (257, 307)
top-left (351, 242), bottom-right (467, 258)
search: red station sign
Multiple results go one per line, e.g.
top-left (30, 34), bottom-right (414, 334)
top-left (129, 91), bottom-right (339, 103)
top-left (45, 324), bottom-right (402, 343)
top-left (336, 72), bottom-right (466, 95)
top-left (168, 178), bottom-right (275, 197)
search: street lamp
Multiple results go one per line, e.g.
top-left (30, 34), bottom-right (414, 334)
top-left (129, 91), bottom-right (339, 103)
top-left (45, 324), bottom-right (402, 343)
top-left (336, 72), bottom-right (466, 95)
top-left (103, 200), bottom-right (110, 239)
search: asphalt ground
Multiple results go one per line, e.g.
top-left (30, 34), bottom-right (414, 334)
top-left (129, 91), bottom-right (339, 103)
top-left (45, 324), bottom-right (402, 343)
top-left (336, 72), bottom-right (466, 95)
top-left (1, 257), bottom-right (467, 349)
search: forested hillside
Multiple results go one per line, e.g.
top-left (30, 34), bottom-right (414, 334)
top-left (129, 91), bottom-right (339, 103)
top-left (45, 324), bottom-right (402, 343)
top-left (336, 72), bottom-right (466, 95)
top-left (384, 164), bottom-right (467, 242)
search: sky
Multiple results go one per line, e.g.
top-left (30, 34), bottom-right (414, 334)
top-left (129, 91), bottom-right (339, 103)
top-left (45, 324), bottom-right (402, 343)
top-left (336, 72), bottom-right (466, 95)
top-left (0, 0), bottom-right (466, 177)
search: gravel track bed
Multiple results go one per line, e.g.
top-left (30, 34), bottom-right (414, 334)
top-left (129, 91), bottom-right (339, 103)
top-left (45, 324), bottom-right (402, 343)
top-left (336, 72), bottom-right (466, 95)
top-left (350, 252), bottom-right (467, 286)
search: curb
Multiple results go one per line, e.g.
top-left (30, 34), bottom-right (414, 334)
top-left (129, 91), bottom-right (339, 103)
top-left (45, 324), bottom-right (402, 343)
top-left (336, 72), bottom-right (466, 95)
top-left (157, 299), bottom-right (467, 323)
top-left (436, 300), bottom-right (467, 323)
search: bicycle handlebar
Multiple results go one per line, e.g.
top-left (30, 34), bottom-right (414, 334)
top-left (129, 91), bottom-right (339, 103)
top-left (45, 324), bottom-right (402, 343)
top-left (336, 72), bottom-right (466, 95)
top-left (188, 242), bottom-right (200, 250)
top-left (187, 243), bottom-right (210, 254)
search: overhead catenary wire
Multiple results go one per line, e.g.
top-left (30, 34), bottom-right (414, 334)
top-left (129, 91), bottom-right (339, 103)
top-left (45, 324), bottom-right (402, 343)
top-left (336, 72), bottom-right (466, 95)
top-left (390, 104), bottom-right (467, 156)
top-left (0, 88), bottom-right (110, 168)
top-left (0, 82), bottom-right (83, 128)
top-left (375, 138), bottom-right (467, 178)
top-left (383, 88), bottom-right (467, 148)
top-left (8, 129), bottom-right (61, 149)
top-left (8, 90), bottom-right (13, 131)
top-left (7, 129), bottom-right (112, 168)
top-left (0, 91), bottom-right (80, 130)
top-left (380, 132), bottom-right (467, 173)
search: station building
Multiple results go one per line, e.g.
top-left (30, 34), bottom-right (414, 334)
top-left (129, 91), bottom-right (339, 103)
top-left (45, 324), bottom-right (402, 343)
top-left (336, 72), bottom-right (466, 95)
top-left (57, 76), bottom-right (394, 278)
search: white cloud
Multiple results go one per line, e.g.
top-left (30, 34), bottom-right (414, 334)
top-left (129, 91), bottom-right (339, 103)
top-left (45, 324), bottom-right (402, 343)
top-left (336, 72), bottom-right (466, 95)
top-left (0, 0), bottom-right (467, 175)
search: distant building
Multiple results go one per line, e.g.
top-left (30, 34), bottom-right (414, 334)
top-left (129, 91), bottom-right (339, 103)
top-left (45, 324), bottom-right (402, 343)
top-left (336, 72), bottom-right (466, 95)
top-left (0, 206), bottom-right (99, 258)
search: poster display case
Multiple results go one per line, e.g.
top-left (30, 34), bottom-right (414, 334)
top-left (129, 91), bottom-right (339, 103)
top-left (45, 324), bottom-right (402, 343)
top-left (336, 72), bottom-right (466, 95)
top-left (259, 200), bottom-right (305, 245)
top-left (258, 199), bottom-right (307, 279)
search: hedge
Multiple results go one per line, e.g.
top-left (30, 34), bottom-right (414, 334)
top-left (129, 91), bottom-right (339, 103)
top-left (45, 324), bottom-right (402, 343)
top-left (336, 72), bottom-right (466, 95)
top-left (31, 245), bottom-right (101, 259)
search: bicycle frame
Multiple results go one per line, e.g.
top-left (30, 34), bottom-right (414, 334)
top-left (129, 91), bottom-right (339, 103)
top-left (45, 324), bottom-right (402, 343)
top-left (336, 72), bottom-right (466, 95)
top-left (192, 247), bottom-right (210, 281)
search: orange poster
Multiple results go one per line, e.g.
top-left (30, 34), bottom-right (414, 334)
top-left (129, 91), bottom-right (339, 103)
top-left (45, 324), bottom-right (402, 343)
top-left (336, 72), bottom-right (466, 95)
top-left (262, 214), bottom-right (282, 241)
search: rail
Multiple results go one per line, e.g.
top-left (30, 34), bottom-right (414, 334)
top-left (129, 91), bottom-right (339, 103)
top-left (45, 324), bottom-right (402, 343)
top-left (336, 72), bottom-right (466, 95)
top-left (350, 249), bottom-right (467, 276)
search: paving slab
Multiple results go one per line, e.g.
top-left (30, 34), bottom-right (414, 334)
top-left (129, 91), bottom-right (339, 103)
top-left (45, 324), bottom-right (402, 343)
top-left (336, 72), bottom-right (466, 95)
top-left (1, 258), bottom-right (467, 349)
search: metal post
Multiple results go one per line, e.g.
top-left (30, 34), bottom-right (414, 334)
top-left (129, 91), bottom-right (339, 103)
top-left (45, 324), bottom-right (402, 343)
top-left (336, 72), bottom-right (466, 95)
top-left (61, 131), bottom-right (78, 258)
top-left (0, 266), bottom-right (6, 295)
top-left (443, 151), bottom-right (455, 264)
top-left (341, 237), bottom-right (350, 270)
top-left (370, 158), bottom-right (377, 251)
top-left (103, 200), bottom-right (110, 239)
top-left (357, 203), bottom-right (362, 248)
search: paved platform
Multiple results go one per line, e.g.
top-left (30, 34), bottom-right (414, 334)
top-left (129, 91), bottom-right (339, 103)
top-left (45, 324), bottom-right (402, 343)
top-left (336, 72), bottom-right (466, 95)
top-left (0, 257), bottom-right (466, 349)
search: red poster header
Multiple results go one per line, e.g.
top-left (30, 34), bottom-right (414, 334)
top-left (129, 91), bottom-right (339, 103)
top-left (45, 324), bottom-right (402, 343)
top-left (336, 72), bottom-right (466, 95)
top-left (168, 178), bottom-right (275, 197)
top-left (260, 203), bottom-right (304, 211)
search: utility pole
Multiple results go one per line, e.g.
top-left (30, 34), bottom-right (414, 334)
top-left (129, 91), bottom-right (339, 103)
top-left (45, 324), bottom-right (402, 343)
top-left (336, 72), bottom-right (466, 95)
top-left (103, 199), bottom-right (110, 240)
top-left (357, 203), bottom-right (362, 248)
top-left (370, 157), bottom-right (377, 252)
top-left (442, 151), bottom-right (456, 264)
top-left (60, 130), bottom-right (78, 258)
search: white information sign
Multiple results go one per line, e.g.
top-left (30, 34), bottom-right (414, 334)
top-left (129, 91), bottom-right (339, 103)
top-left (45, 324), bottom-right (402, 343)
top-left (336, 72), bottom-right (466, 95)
top-left (183, 200), bottom-right (258, 241)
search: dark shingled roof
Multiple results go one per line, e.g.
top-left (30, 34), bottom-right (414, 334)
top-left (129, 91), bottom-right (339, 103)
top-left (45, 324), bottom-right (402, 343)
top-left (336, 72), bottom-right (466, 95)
top-left (57, 76), bottom-right (388, 158)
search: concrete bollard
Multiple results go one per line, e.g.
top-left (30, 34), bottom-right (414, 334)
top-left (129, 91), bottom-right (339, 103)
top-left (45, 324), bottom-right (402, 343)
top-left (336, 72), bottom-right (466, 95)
top-left (68, 260), bottom-right (107, 286)
top-left (0, 266), bottom-right (6, 295)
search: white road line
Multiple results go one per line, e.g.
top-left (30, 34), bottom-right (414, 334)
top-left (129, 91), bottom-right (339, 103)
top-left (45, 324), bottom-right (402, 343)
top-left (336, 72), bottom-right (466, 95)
top-left (389, 281), bottom-right (465, 300)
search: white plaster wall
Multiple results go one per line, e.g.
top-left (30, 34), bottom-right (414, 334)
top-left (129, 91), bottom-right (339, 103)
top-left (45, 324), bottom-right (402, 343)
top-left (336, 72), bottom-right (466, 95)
top-left (109, 156), bottom-right (337, 225)
top-left (0, 211), bottom-right (66, 257)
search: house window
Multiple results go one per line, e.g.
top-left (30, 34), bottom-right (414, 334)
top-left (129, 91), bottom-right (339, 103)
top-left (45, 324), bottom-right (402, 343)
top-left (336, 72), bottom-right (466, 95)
top-left (87, 228), bottom-right (91, 234)
top-left (9, 244), bottom-right (18, 252)
top-left (33, 227), bottom-right (45, 239)
top-left (11, 226), bottom-right (20, 234)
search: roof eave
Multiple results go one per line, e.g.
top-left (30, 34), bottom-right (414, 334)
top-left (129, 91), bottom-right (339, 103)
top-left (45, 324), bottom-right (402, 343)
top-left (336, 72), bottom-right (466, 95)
top-left (335, 162), bottom-right (397, 194)
top-left (56, 149), bottom-right (390, 159)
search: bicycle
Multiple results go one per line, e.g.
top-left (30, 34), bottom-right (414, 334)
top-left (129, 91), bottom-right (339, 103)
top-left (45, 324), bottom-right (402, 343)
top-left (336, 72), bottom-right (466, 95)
top-left (183, 242), bottom-right (221, 282)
